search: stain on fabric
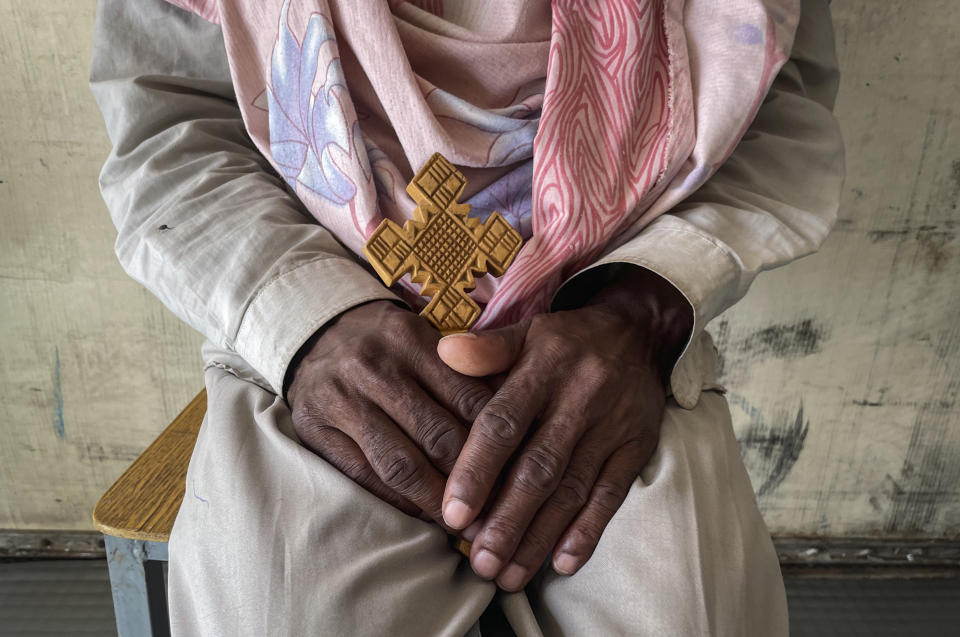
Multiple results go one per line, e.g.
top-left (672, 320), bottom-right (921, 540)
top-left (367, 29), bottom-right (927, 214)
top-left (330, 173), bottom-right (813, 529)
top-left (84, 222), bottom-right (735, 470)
top-left (193, 480), bottom-right (209, 504)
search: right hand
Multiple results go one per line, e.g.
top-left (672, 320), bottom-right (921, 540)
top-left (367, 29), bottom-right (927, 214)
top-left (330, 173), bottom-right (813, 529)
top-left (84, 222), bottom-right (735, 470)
top-left (286, 300), bottom-right (494, 531)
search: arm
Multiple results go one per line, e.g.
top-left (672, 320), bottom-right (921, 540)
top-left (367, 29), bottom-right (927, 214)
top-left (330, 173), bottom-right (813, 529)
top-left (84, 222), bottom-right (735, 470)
top-left (437, 0), bottom-right (844, 590)
top-left (90, 0), bottom-right (397, 395)
top-left (91, 0), bottom-right (497, 528)
top-left (555, 0), bottom-right (844, 408)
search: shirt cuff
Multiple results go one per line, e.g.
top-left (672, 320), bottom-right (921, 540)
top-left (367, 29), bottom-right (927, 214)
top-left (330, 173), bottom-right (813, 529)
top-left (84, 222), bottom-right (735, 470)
top-left (551, 214), bottom-right (738, 408)
top-left (233, 256), bottom-right (400, 395)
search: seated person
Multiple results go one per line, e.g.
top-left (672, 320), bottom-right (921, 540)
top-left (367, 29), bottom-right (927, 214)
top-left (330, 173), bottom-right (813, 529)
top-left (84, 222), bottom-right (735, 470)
top-left (90, 0), bottom-right (844, 634)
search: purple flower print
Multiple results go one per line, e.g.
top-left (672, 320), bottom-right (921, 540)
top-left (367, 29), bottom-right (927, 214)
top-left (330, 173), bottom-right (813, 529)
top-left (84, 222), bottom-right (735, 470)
top-left (467, 160), bottom-right (534, 240)
top-left (268, 0), bottom-right (357, 205)
top-left (732, 23), bottom-right (764, 46)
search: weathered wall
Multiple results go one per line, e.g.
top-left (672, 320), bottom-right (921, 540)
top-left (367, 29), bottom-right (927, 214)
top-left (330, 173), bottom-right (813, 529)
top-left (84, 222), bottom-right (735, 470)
top-left (720, 0), bottom-right (960, 539)
top-left (1, 0), bottom-right (958, 537)
top-left (0, 0), bottom-right (204, 531)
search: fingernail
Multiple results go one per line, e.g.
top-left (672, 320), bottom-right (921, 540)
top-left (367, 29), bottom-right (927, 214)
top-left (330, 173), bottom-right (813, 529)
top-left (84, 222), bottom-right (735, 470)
top-left (443, 498), bottom-right (472, 529)
top-left (497, 562), bottom-right (527, 590)
top-left (553, 552), bottom-right (579, 575)
top-left (462, 518), bottom-right (483, 542)
top-left (439, 332), bottom-right (477, 342)
top-left (473, 549), bottom-right (503, 579)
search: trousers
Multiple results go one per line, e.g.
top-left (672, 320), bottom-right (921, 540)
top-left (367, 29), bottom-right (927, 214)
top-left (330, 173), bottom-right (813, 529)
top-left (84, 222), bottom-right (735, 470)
top-left (167, 342), bottom-right (788, 636)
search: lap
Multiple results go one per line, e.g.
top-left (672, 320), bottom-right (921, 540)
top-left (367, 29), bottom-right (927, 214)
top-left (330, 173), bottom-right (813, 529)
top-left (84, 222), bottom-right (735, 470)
top-left (169, 346), bottom-right (493, 637)
top-left (525, 390), bottom-right (788, 636)
top-left (168, 343), bottom-right (785, 637)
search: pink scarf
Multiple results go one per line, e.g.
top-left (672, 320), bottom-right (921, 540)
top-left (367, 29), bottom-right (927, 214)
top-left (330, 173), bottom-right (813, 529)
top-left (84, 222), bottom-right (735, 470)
top-left (166, 0), bottom-right (799, 328)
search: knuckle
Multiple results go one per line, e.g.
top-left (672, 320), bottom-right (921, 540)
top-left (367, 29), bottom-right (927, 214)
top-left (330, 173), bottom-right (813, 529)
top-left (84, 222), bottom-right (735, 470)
top-left (479, 518), bottom-right (521, 552)
top-left (578, 352), bottom-right (614, 388)
top-left (539, 331), bottom-right (573, 363)
top-left (342, 458), bottom-right (374, 484)
top-left (307, 423), bottom-right (337, 445)
top-left (375, 446), bottom-right (420, 491)
top-left (385, 307), bottom-right (417, 332)
top-left (552, 472), bottom-right (592, 513)
top-left (291, 399), bottom-right (332, 430)
top-left (513, 447), bottom-right (566, 496)
top-left (341, 352), bottom-right (377, 380)
top-left (477, 407), bottom-right (525, 448)
top-left (416, 417), bottom-right (462, 465)
top-left (591, 480), bottom-right (626, 518)
top-left (298, 424), bottom-right (337, 457)
top-left (448, 381), bottom-right (490, 421)
top-left (328, 375), bottom-right (352, 399)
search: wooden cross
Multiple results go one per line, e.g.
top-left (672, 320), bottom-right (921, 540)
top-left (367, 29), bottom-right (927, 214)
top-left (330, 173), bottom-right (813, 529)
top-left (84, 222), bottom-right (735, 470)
top-left (363, 153), bottom-right (523, 335)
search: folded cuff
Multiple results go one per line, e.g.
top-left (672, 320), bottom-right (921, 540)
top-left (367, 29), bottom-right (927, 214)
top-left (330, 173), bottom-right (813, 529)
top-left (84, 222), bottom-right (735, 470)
top-left (552, 214), bottom-right (739, 408)
top-left (234, 256), bottom-right (400, 395)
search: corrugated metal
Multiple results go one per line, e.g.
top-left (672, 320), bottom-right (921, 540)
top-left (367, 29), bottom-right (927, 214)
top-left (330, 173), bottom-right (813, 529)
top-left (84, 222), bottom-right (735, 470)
top-left (1, 559), bottom-right (958, 636)
top-left (787, 576), bottom-right (960, 637)
top-left (0, 560), bottom-right (116, 636)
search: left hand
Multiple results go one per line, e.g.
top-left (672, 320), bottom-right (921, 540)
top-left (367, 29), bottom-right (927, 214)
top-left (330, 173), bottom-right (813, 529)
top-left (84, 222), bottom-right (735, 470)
top-left (437, 266), bottom-right (692, 591)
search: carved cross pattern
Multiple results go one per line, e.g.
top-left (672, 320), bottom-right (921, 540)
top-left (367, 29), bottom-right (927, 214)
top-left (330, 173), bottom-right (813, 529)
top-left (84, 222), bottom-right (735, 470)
top-left (363, 153), bottom-right (522, 335)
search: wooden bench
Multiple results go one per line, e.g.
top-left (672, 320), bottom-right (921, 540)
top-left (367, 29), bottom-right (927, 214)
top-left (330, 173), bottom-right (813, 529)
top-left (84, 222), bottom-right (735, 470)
top-left (93, 390), bottom-right (206, 637)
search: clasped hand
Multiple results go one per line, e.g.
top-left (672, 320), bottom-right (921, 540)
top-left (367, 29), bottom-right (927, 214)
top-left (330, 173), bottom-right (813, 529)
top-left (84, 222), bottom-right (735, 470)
top-left (287, 268), bottom-right (691, 592)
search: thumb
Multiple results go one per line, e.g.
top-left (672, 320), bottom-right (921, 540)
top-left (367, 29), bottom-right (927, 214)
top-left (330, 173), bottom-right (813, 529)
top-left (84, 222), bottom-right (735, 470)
top-left (437, 320), bottom-right (529, 377)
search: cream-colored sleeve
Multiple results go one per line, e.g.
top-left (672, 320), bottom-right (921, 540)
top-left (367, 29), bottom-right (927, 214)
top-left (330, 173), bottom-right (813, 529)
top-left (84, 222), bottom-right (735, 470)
top-left (553, 0), bottom-right (845, 408)
top-left (90, 0), bottom-right (398, 394)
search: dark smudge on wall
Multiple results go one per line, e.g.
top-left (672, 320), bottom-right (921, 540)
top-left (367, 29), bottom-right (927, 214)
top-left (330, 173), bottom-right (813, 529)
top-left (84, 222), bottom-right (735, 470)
top-left (728, 393), bottom-right (810, 497)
